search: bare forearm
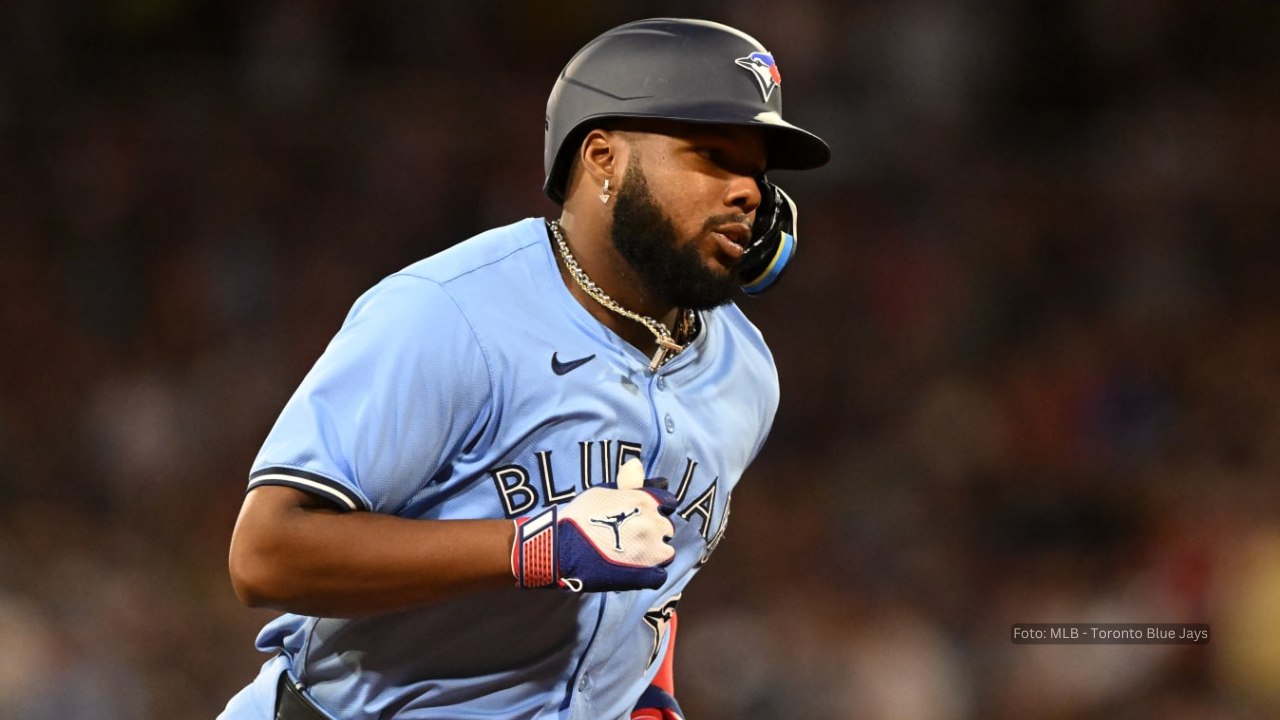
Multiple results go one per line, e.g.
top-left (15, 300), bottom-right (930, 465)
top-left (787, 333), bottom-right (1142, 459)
top-left (229, 487), bottom-right (516, 617)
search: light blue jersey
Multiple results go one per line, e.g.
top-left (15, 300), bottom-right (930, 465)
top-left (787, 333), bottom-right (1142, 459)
top-left (220, 218), bottom-right (779, 720)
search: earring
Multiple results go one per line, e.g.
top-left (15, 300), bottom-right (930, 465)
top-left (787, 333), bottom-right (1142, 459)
top-left (599, 179), bottom-right (611, 205)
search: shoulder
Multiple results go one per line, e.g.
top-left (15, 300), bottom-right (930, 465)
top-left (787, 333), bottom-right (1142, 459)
top-left (717, 303), bottom-right (779, 402)
top-left (690, 302), bottom-right (779, 415)
top-left (395, 217), bottom-right (551, 288)
top-left (707, 302), bottom-right (776, 375)
top-left (343, 217), bottom-right (551, 329)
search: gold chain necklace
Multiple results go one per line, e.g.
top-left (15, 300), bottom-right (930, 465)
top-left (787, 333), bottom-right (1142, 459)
top-left (548, 219), bottom-right (695, 372)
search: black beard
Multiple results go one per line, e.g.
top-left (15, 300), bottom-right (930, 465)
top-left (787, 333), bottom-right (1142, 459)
top-left (609, 162), bottom-right (740, 310)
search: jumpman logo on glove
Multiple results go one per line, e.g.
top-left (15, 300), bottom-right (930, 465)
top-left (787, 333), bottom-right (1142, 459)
top-left (591, 508), bottom-right (641, 551)
top-left (512, 459), bottom-right (678, 592)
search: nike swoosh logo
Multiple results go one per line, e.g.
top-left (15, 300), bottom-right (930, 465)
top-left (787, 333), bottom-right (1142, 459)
top-left (551, 352), bottom-right (596, 376)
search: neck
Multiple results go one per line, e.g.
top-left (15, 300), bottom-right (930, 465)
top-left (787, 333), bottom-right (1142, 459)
top-left (555, 213), bottom-right (675, 321)
top-left (549, 217), bottom-right (687, 363)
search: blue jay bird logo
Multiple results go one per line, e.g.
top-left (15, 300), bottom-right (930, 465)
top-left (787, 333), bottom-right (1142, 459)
top-left (734, 51), bottom-right (782, 102)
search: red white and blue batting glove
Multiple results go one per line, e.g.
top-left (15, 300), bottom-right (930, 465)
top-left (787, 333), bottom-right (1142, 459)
top-left (631, 684), bottom-right (685, 720)
top-left (512, 459), bottom-right (678, 592)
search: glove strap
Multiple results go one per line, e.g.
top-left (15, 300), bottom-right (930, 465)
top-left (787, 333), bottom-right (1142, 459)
top-left (513, 507), bottom-right (558, 588)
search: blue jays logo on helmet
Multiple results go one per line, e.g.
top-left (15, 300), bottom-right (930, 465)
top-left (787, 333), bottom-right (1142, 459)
top-left (734, 51), bottom-right (782, 102)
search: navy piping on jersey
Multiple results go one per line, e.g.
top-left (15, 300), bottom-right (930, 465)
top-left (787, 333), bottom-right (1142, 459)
top-left (248, 467), bottom-right (370, 512)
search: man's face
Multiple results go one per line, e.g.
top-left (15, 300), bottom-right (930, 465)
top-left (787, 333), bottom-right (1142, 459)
top-left (608, 122), bottom-right (768, 311)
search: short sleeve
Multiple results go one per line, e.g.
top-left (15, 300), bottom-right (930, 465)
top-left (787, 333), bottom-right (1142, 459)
top-left (248, 273), bottom-right (492, 514)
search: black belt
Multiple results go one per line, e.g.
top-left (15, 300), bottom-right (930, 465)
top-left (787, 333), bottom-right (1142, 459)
top-left (275, 672), bottom-right (331, 720)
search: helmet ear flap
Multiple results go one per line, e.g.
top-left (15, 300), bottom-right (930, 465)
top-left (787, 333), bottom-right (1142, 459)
top-left (739, 180), bottom-right (798, 295)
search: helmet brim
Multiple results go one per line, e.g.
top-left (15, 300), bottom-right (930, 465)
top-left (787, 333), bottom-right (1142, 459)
top-left (544, 110), bottom-right (830, 203)
top-left (759, 119), bottom-right (832, 171)
top-left (586, 100), bottom-right (830, 170)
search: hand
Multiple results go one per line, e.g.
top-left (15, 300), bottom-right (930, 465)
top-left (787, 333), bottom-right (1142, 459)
top-left (513, 459), bottom-right (677, 592)
top-left (631, 684), bottom-right (685, 720)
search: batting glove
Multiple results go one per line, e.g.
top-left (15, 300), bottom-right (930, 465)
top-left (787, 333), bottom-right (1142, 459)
top-left (631, 684), bottom-right (685, 720)
top-left (512, 459), bottom-right (678, 592)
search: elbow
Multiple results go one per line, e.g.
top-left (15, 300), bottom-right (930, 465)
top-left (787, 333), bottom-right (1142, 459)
top-left (228, 485), bottom-right (310, 609)
top-left (228, 531), bottom-right (285, 609)
top-left (228, 543), bottom-right (266, 608)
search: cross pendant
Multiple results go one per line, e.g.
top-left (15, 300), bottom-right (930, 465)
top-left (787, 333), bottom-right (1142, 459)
top-left (648, 338), bottom-right (683, 372)
top-left (648, 346), bottom-right (670, 372)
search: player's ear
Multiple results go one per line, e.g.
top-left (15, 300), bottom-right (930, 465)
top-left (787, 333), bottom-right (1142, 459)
top-left (579, 128), bottom-right (622, 187)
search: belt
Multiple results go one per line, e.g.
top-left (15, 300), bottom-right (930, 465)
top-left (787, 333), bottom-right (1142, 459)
top-left (275, 672), bottom-right (331, 720)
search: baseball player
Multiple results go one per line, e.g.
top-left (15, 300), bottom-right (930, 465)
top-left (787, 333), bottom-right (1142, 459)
top-left (219, 18), bottom-right (829, 720)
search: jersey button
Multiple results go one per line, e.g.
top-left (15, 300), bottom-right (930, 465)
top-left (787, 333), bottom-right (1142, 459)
top-left (664, 414), bottom-right (675, 433)
top-left (656, 376), bottom-right (667, 391)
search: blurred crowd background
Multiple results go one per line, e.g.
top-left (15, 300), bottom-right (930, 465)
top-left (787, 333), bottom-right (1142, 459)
top-left (2, 1), bottom-right (1278, 718)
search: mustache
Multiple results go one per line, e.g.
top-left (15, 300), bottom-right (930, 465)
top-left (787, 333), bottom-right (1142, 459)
top-left (700, 213), bottom-right (752, 233)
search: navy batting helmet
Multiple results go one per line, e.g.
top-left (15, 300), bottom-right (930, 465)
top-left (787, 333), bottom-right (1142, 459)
top-left (543, 18), bottom-right (831, 204)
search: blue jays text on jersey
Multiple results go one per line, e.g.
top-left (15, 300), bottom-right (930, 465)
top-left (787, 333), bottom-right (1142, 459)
top-left (218, 218), bottom-right (779, 720)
